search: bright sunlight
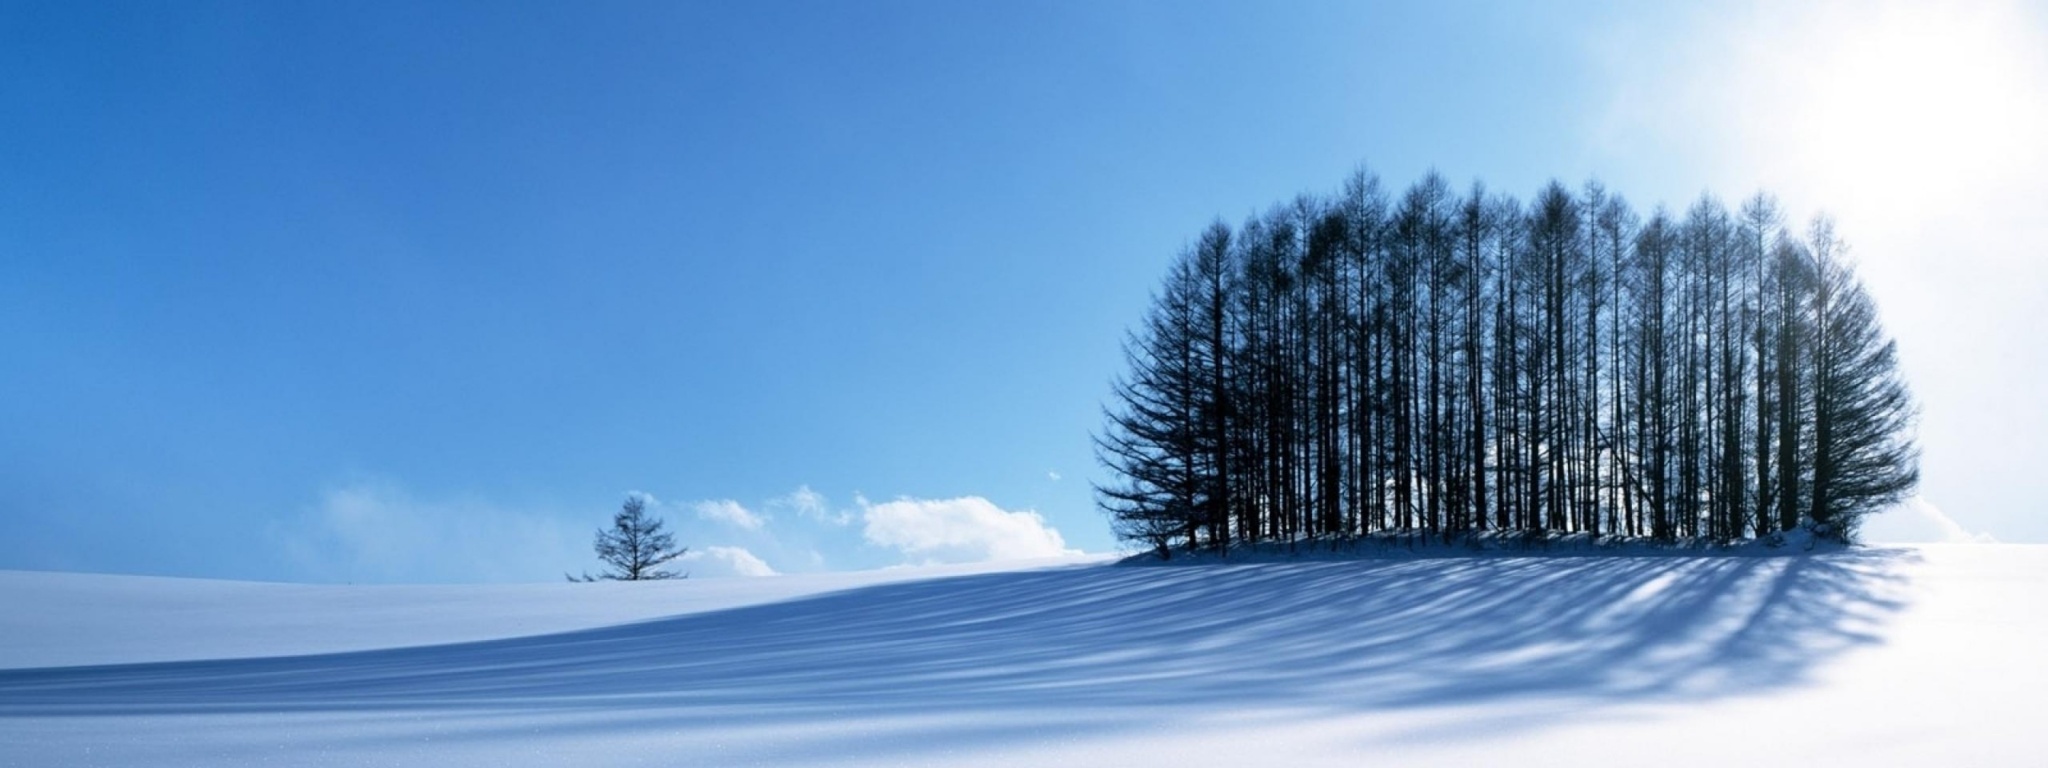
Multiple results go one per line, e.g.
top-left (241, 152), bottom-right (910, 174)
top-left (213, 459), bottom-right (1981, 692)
top-left (1762, 1), bottom-right (2048, 223)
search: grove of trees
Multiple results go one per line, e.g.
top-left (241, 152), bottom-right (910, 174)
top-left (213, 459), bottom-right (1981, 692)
top-left (1096, 169), bottom-right (1918, 556)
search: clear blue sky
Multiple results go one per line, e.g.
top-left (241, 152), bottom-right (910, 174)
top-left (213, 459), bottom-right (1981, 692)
top-left (5, 1), bottom-right (2042, 582)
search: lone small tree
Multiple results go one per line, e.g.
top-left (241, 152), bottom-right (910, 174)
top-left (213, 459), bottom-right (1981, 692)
top-left (570, 495), bottom-right (688, 581)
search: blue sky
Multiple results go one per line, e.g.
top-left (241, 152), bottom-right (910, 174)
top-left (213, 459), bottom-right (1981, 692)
top-left (5, 1), bottom-right (2044, 582)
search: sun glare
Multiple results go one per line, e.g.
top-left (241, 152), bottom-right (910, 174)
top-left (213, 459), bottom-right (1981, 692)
top-left (1774, 3), bottom-right (2048, 224)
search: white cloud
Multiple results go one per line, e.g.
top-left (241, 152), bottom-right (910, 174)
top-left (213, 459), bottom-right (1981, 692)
top-left (1861, 495), bottom-right (1998, 544)
top-left (272, 481), bottom-right (588, 584)
top-left (678, 546), bottom-right (778, 578)
top-left (860, 495), bottom-right (1078, 564)
top-left (272, 483), bottom-right (1073, 582)
top-left (693, 499), bottom-right (765, 531)
top-left (1047, 471), bottom-right (1062, 482)
top-left (770, 484), bottom-right (850, 526)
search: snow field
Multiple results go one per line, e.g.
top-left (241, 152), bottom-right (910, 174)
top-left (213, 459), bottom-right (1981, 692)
top-left (0, 545), bottom-right (2039, 766)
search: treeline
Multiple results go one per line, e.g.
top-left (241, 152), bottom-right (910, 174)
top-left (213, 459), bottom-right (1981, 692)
top-left (1096, 169), bottom-right (1917, 555)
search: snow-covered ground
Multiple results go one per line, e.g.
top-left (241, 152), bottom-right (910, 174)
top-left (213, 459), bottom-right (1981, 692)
top-left (1, 545), bottom-right (2040, 766)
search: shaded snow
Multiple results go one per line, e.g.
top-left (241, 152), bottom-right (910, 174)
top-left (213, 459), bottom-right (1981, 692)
top-left (0, 546), bottom-right (2040, 766)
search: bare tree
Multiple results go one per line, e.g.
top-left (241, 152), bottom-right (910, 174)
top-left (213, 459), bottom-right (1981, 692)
top-left (570, 495), bottom-right (688, 581)
top-left (1095, 229), bottom-right (1228, 556)
top-left (1804, 217), bottom-right (1919, 540)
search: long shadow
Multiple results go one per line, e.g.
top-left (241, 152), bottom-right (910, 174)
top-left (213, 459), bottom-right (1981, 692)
top-left (0, 549), bottom-right (1913, 750)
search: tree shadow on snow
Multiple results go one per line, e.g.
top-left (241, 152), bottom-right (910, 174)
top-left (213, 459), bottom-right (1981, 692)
top-left (0, 548), bottom-right (1915, 756)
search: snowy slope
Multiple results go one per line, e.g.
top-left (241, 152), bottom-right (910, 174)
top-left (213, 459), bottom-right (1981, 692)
top-left (0, 556), bottom-right (1109, 668)
top-left (0, 545), bottom-right (2040, 766)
